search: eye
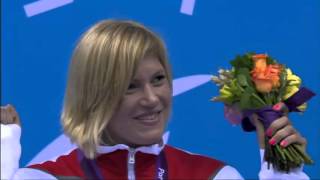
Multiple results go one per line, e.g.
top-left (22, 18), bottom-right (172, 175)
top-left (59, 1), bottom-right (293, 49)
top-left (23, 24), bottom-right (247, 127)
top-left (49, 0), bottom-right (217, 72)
top-left (126, 82), bottom-right (138, 94)
top-left (152, 74), bottom-right (166, 85)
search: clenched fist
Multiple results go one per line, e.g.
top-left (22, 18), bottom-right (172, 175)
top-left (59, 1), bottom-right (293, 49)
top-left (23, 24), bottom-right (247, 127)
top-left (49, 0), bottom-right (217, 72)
top-left (1, 104), bottom-right (21, 126)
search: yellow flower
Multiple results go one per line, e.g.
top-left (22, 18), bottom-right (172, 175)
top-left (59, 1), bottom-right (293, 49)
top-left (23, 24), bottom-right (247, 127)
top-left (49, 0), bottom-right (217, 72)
top-left (219, 85), bottom-right (233, 99)
top-left (286, 68), bottom-right (301, 86)
top-left (282, 69), bottom-right (306, 111)
top-left (297, 103), bottom-right (307, 112)
top-left (283, 68), bottom-right (302, 100)
top-left (283, 85), bottom-right (299, 100)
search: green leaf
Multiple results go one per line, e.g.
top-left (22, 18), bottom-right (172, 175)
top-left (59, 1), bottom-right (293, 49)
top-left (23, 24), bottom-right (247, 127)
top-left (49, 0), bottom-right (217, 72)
top-left (267, 56), bottom-right (277, 64)
top-left (238, 86), bottom-right (266, 110)
top-left (278, 67), bottom-right (287, 101)
top-left (230, 79), bottom-right (242, 97)
top-left (237, 74), bottom-right (248, 86)
top-left (230, 53), bottom-right (253, 69)
top-left (236, 68), bottom-right (254, 87)
top-left (245, 85), bottom-right (255, 93)
top-left (251, 98), bottom-right (265, 109)
top-left (239, 92), bottom-right (252, 110)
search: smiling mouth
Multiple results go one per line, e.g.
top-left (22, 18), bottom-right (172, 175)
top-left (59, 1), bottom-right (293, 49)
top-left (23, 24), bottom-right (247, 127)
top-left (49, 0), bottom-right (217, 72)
top-left (134, 111), bottom-right (161, 125)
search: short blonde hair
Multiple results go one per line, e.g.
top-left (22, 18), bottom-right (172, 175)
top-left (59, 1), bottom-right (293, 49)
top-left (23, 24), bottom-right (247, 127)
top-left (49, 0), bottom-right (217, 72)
top-left (61, 20), bottom-right (172, 159)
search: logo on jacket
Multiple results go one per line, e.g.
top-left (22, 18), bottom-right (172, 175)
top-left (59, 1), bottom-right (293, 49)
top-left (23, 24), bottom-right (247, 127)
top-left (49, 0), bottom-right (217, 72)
top-left (158, 167), bottom-right (165, 180)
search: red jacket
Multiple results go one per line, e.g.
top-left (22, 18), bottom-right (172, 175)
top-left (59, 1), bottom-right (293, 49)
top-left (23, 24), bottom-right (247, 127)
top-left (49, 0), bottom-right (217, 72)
top-left (29, 145), bottom-right (224, 179)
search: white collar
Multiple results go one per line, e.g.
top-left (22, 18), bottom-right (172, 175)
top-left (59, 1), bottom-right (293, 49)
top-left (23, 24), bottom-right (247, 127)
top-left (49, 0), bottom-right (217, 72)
top-left (96, 132), bottom-right (169, 155)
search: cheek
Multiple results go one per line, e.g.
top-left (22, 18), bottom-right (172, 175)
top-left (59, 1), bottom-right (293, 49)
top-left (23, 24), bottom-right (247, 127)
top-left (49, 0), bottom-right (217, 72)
top-left (108, 99), bottom-right (136, 130)
top-left (164, 93), bottom-right (172, 108)
top-left (160, 85), bottom-right (172, 113)
top-left (163, 85), bottom-right (172, 105)
top-left (115, 97), bottom-right (137, 116)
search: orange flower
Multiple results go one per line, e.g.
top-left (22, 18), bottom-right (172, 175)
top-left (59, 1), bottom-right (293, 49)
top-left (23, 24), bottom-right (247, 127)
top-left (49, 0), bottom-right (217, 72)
top-left (251, 54), bottom-right (282, 93)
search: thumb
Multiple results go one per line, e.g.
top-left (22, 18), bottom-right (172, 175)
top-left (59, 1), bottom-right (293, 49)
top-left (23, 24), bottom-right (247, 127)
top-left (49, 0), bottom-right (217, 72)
top-left (7, 104), bottom-right (21, 126)
top-left (250, 114), bottom-right (265, 149)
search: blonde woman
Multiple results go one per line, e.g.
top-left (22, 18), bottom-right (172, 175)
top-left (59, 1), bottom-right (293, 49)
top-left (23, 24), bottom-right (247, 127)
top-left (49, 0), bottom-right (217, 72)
top-left (1, 20), bottom-right (309, 179)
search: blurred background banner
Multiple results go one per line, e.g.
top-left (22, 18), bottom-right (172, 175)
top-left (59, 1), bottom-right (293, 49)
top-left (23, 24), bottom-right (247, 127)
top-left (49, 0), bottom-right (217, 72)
top-left (2, 0), bottom-right (319, 178)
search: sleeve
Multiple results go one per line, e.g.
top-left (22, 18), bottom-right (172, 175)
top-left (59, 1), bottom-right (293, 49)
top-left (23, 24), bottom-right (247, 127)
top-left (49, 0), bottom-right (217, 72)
top-left (258, 149), bottom-right (310, 180)
top-left (1, 124), bottom-right (21, 180)
top-left (1, 124), bottom-right (57, 180)
top-left (212, 149), bottom-right (310, 180)
top-left (213, 165), bottom-right (244, 180)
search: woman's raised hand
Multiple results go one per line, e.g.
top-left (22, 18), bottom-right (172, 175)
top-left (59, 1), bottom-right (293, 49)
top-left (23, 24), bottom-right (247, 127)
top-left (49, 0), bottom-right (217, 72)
top-left (251, 114), bottom-right (307, 151)
top-left (1, 104), bottom-right (21, 126)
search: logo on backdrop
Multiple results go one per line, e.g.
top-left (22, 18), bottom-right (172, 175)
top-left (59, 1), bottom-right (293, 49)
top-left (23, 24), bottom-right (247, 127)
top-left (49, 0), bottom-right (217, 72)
top-left (23, 0), bottom-right (196, 17)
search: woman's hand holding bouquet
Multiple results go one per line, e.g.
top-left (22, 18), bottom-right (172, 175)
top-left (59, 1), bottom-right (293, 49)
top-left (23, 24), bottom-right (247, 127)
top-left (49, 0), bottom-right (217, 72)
top-left (211, 53), bottom-right (315, 172)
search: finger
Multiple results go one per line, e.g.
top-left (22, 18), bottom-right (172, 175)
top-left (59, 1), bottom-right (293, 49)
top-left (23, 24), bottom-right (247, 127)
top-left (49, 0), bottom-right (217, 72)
top-left (279, 133), bottom-right (307, 150)
top-left (250, 114), bottom-right (265, 148)
top-left (1, 107), bottom-right (8, 123)
top-left (269, 124), bottom-right (296, 145)
top-left (250, 114), bottom-right (264, 134)
top-left (266, 116), bottom-right (290, 137)
top-left (7, 104), bottom-right (21, 126)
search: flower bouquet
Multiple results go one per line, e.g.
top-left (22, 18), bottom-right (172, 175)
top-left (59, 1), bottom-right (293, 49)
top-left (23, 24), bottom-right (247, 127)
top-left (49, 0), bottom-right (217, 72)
top-left (211, 53), bottom-right (315, 172)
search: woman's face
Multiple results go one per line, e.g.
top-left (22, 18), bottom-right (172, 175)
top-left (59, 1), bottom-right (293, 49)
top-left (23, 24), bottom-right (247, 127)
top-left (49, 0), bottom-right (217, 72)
top-left (106, 56), bottom-right (172, 147)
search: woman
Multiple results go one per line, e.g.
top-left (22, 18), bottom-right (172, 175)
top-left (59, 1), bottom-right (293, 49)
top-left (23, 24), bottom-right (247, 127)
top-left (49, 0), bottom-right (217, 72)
top-left (1, 20), bottom-right (309, 179)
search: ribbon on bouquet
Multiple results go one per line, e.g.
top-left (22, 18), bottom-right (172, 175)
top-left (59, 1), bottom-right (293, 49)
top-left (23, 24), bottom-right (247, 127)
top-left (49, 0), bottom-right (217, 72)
top-left (240, 87), bottom-right (315, 132)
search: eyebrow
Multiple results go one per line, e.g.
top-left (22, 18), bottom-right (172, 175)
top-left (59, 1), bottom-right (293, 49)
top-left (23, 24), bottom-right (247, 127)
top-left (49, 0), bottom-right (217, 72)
top-left (153, 70), bottom-right (165, 76)
top-left (131, 70), bottom-right (165, 82)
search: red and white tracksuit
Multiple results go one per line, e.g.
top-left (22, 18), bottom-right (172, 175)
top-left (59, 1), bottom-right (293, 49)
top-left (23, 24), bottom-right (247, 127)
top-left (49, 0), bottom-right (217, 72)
top-left (1, 124), bottom-right (310, 179)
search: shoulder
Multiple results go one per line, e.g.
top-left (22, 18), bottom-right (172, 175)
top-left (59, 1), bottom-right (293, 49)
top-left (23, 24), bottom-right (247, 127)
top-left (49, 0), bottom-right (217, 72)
top-left (27, 148), bottom-right (85, 178)
top-left (164, 145), bottom-right (224, 166)
top-left (164, 145), bottom-right (227, 179)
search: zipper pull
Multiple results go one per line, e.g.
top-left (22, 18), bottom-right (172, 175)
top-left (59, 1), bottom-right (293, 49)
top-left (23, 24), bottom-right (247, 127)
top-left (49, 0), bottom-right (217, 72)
top-left (127, 148), bottom-right (136, 180)
top-left (128, 149), bottom-right (135, 164)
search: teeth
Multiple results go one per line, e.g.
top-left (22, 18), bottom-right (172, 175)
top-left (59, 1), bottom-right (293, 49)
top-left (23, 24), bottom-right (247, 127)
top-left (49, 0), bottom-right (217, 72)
top-left (137, 113), bottom-right (157, 120)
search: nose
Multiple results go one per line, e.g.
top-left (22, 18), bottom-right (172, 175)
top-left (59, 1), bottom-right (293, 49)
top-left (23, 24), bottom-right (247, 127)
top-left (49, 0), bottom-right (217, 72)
top-left (140, 84), bottom-right (160, 108)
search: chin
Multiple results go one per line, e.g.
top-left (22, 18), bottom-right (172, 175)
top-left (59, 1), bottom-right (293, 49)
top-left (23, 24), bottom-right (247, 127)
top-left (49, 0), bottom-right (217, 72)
top-left (135, 129), bottom-right (164, 146)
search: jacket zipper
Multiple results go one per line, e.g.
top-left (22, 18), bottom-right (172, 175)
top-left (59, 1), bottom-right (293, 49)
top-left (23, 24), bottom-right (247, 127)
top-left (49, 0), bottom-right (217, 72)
top-left (128, 148), bottom-right (136, 180)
